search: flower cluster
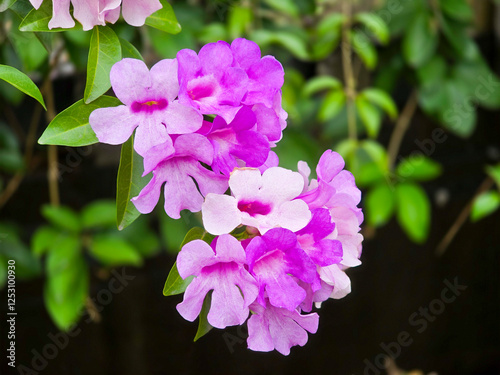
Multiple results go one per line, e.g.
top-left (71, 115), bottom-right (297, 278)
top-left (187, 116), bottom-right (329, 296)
top-left (89, 39), bottom-right (362, 355)
top-left (174, 151), bottom-right (363, 355)
top-left (90, 39), bottom-right (286, 219)
top-left (29, 0), bottom-right (162, 30)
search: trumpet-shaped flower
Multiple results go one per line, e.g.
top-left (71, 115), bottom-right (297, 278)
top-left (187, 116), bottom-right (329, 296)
top-left (89, 58), bottom-right (202, 157)
top-left (176, 235), bottom-right (258, 329)
top-left (29, 0), bottom-right (162, 30)
top-left (202, 167), bottom-right (311, 235)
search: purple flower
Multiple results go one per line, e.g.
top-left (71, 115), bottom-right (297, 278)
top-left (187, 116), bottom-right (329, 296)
top-left (177, 41), bottom-right (248, 121)
top-left (198, 106), bottom-right (270, 176)
top-left (131, 134), bottom-right (228, 219)
top-left (29, 0), bottom-right (162, 30)
top-left (245, 228), bottom-right (319, 311)
top-left (247, 300), bottom-right (319, 355)
top-left (89, 58), bottom-right (202, 157)
top-left (230, 38), bottom-right (285, 108)
top-left (202, 167), bottom-right (311, 235)
top-left (176, 234), bottom-right (258, 329)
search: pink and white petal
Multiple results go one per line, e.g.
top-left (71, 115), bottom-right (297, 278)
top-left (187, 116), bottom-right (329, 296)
top-left (267, 310), bottom-right (309, 355)
top-left (71, 0), bottom-right (101, 31)
top-left (133, 115), bottom-right (169, 156)
top-left (266, 275), bottom-right (306, 311)
top-left (193, 163), bottom-right (229, 197)
top-left (228, 168), bottom-right (262, 199)
top-left (274, 199), bottom-right (311, 233)
top-left (131, 174), bottom-right (161, 214)
top-left (142, 138), bottom-right (175, 175)
top-left (247, 314), bottom-right (274, 353)
top-left (177, 239), bottom-right (216, 279)
top-left (253, 104), bottom-right (282, 142)
top-left (261, 167), bottom-right (305, 203)
top-left (257, 151), bottom-right (279, 173)
top-left (150, 58), bottom-right (179, 102)
top-left (49, 0), bottom-right (75, 29)
top-left (121, 0), bottom-right (162, 26)
top-left (89, 106), bottom-right (138, 145)
top-left (30, 0), bottom-right (43, 9)
top-left (320, 264), bottom-right (351, 299)
top-left (316, 150), bottom-right (345, 182)
top-left (202, 194), bottom-right (240, 235)
top-left (297, 161), bottom-right (311, 193)
top-left (173, 133), bottom-right (213, 165)
top-left (176, 277), bottom-right (211, 322)
top-left (103, 6), bottom-right (120, 23)
top-left (213, 234), bottom-right (246, 263)
top-left (110, 58), bottom-right (152, 106)
top-left (162, 101), bottom-right (203, 135)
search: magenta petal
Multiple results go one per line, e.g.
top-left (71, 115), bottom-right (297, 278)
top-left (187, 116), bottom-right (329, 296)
top-left (162, 101), bottom-right (203, 135)
top-left (317, 149), bottom-right (345, 182)
top-left (89, 105), bottom-right (137, 145)
top-left (177, 239), bottom-right (216, 279)
top-left (297, 208), bottom-right (335, 241)
top-left (142, 138), bottom-right (175, 175)
top-left (231, 38), bottom-right (261, 71)
top-left (149, 58), bottom-right (179, 102)
top-left (198, 41), bottom-right (233, 75)
top-left (173, 134), bottom-right (213, 165)
top-left (110, 59), bottom-right (152, 106)
top-left (121, 0), bottom-right (162, 26)
top-left (130, 174), bottom-right (160, 214)
top-left (176, 276), bottom-right (212, 322)
top-left (133, 115), bottom-right (169, 156)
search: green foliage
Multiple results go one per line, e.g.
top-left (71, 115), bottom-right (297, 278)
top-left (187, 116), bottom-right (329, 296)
top-left (39, 96), bottom-right (121, 146)
top-left (0, 64), bottom-right (45, 108)
top-left (116, 136), bottom-right (151, 230)
top-left (194, 292), bottom-right (213, 341)
top-left (41, 204), bottom-right (81, 233)
top-left (145, 0), bottom-right (181, 34)
top-left (366, 183), bottom-right (395, 227)
top-left (470, 191), bottom-right (500, 222)
top-left (19, 0), bottom-right (81, 32)
top-left (403, 12), bottom-right (437, 68)
top-left (89, 234), bottom-right (143, 266)
top-left (395, 183), bottom-right (431, 243)
top-left (163, 261), bottom-right (194, 296)
top-left (395, 157), bottom-right (442, 182)
top-left (84, 26), bottom-right (122, 104)
top-left (81, 200), bottom-right (117, 229)
top-left (0, 124), bottom-right (24, 172)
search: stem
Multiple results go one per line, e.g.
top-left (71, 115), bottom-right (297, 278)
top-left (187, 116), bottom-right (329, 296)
top-left (0, 106), bottom-right (43, 210)
top-left (436, 177), bottom-right (495, 256)
top-left (43, 78), bottom-right (60, 207)
top-left (341, 0), bottom-right (357, 140)
top-left (387, 91), bottom-right (418, 170)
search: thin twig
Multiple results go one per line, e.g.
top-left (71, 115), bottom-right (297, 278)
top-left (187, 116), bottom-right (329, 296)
top-left (0, 105), bottom-right (43, 210)
top-left (387, 90), bottom-right (418, 170)
top-left (341, 0), bottom-right (357, 140)
top-left (436, 177), bottom-right (495, 256)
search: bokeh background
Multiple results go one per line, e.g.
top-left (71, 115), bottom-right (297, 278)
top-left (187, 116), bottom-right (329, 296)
top-left (1, 0), bottom-right (500, 374)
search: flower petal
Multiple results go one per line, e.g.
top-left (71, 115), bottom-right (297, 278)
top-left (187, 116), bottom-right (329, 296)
top-left (89, 106), bottom-right (138, 145)
top-left (202, 194), bottom-right (241, 235)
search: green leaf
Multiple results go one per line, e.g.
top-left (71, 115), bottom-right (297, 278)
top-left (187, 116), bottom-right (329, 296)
top-left (84, 26), bottom-right (122, 104)
top-left (39, 96), bottom-right (121, 146)
top-left (470, 191), bottom-right (500, 222)
top-left (366, 183), bottom-right (395, 227)
top-left (439, 0), bottom-right (472, 22)
top-left (354, 12), bottom-right (389, 44)
top-left (117, 216), bottom-right (160, 257)
top-left (44, 252), bottom-right (88, 331)
top-left (439, 79), bottom-right (476, 138)
top-left (194, 292), bottom-right (213, 342)
top-left (0, 124), bottom-right (24, 172)
top-left (89, 234), bottom-right (142, 266)
top-left (19, 0), bottom-right (81, 32)
top-left (303, 76), bottom-right (342, 97)
top-left (395, 183), bottom-right (431, 243)
top-left (360, 140), bottom-right (388, 171)
top-left (356, 161), bottom-right (387, 188)
top-left (145, 0), bottom-right (181, 34)
top-left (228, 5), bottom-right (253, 39)
top-left (163, 261), bottom-right (194, 296)
top-left (486, 164), bottom-right (500, 188)
top-left (351, 29), bottom-right (377, 69)
top-left (318, 90), bottom-right (346, 122)
top-left (116, 136), bottom-right (150, 230)
top-left (251, 29), bottom-right (310, 61)
top-left (119, 38), bottom-right (144, 60)
top-left (361, 88), bottom-right (398, 119)
top-left (31, 225), bottom-right (60, 256)
top-left (403, 13), bottom-right (438, 68)
top-left (355, 95), bottom-right (382, 138)
top-left (416, 56), bottom-right (447, 88)
top-left (262, 0), bottom-right (299, 18)
top-left (41, 205), bottom-right (81, 233)
top-left (0, 64), bottom-right (45, 109)
top-left (312, 14), bottom-right (344, 59)
top-left (396, 156), bottom-right (442, 181)
top-left (81, 200), bottom-right (116, 229)
top-left (0, 0), bottom-right (17, 12)
top-left (180, 227), bottom-right (215, 248)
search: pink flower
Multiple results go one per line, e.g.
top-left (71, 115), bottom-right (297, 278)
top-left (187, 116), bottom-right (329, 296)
top-left (176, 234), bottom-right (258, 329)
top-left (297, 150), bottom-right (364, 301)
top-left (247, 300), bottom-right (319, 355)
top-left (202, 167), bottom-right (311, 235)
top-left (89, 58), bottom-right (202, 157)
top-left (29, 0), bottom-right (162, 30)
top-left (131, 134), bottom-right (228, 219)
top-left (245, 228), bottom-right (319, 311)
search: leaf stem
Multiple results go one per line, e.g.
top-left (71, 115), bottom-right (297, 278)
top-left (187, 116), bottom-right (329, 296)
top-left (387, 90), bottom-right (418, 170)
top-left (436, 176), bottom-right (495, 256)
